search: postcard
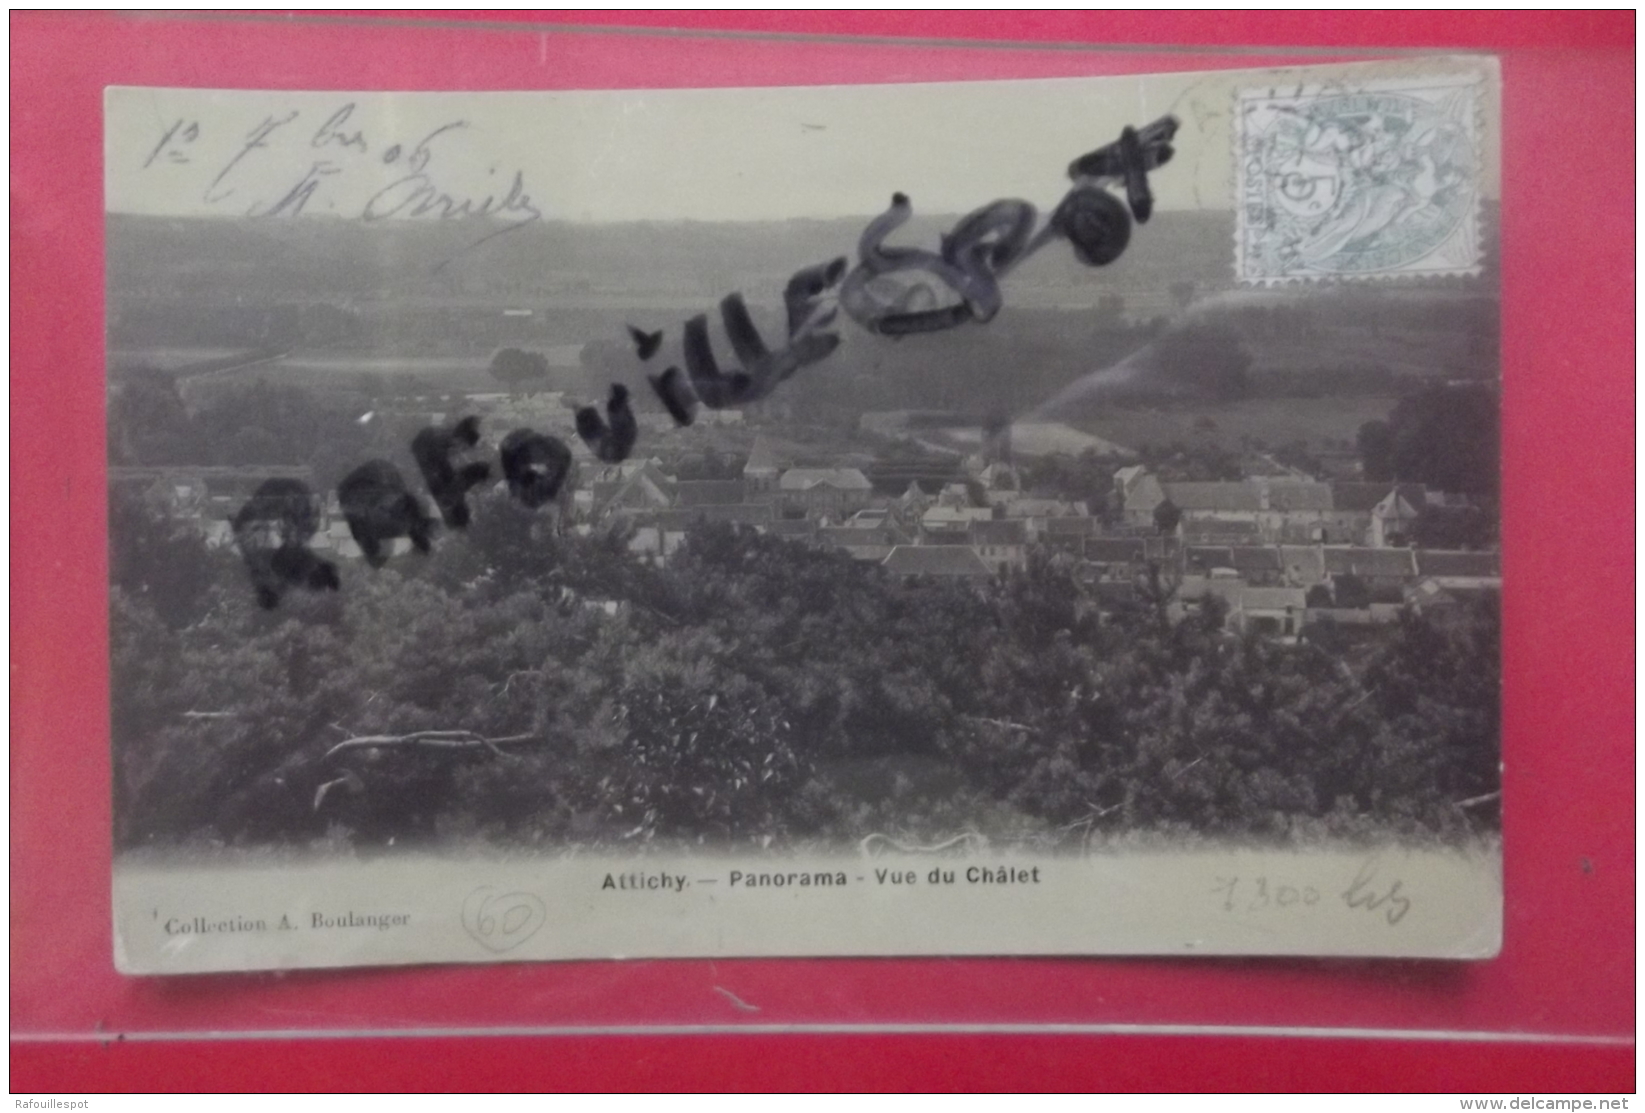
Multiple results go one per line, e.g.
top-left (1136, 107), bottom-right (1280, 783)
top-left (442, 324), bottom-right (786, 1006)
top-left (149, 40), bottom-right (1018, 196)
top-left (106, 57), bottom-right (1502, 973)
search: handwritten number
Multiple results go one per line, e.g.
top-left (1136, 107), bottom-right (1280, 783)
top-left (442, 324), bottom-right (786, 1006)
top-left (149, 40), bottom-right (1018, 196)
top-left (409, 121), bottom-right (466, 175)
top-left (143, 118), bottom-right (201, 169)
top-left (1211, 876), bottom-right (1238, 913)
top-left (1213, 876), bottom-right (1326, 916)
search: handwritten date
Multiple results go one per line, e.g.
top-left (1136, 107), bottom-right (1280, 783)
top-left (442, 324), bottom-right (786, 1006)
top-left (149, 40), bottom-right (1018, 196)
top-left (141, 103), bottom-right (542, 249)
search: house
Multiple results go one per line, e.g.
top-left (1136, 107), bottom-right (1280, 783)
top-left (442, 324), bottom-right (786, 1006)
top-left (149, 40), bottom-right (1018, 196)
top-left (971, 462), bottom-right (1022, 506)
top-left (1178, 579), bottom-right (1307, 640)
top-left (921, 505), bottom-right (992, 537)
top-left (761, 519), bottom-right (818, 541)
top-left (627, 524), bottom-right (686, 562)
top-left (1163, 482), bottom-right (1263, 519)
top-left (1332, 483), bottom-right (1427, 545)
top-left (1323, 546), bottom-right (1418, 594)
top-left (1227, 545), bottom-right (1284, 586)
top-left (881, 545), bottom-right (994, 579)
top-left (777, 468), bottom-right (874, 515)
top-left (969, 518), bottom-right (1028, 574)
top-left (1184, 545), bottom-right (1280, 583)
top-left (1084, 536), bottom-right (1149, 579)
top-left (589, 459), bottom-right (675, 518)
top-left (819, 526), bottom-right (905, 561)
top-left (1040, 515), bottom-right (1098, 553)
top-left (1302, 606), bottom-right (1402, 643)
top-left (1234, 586), bottom-right (1309, 640)
top-left (1263, 482), bottom-right (1333, 512)
top-left (975, 461), bottom-right (1021, 493)
top-left (1002, 497), bottom-right (1090, 520)
top-left (891, 480), bottom-right (935, 528)
top-left (674, 479), bottom-right (749, 508)
top-left (112, 465), bottom-right (316, 540)
top-left (1414, 549), bottom-right (1499, 577)
top-left (1408, 551), bottom-right (1501, 612)
top-left (1113, 464), bottom-right (1150, 510)
top-left (1370, 488), bottom-right (1422, 547)
top-left (1277, 544), bottom-right (1328, 587)
top-left (1414, 549), bottom-right (1502, 588)
top-left (742, 436), bottom-right (784, 493)
top-left (1257, 481), bottom-right (1334, 544)
top-left (936, 482), bottom-right (974, 510)
top-left (1118, 469), bottom-right (1164, 526)
top-left (665, 502), bottom-right (773, 526)
top-left (1184, 546), bottom-right (1236, 576)
top-left (1405, 576), bottom-right (1497, 622)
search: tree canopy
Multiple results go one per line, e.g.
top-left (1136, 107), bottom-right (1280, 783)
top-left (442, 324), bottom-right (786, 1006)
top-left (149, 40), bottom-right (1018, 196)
top-left (489, 347), bottom-right (551, 394)
top-left (112, 498), bottom-right (1501, 854)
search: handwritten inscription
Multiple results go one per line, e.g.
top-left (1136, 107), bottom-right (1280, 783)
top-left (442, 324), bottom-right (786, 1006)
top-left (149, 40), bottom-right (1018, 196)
top-left (140, 103), bottom-right (543, 250)
top-left (1212, 875), bottom-right (1322, 913)
top-left (638, 116), bottom-right (1177, 425)
top-left (1340, 859), bottom-right (1413, 926)
top-left (1213, 859), bottom-right (1412, 926)
top-left (460, 886), bottom-right (547, 953)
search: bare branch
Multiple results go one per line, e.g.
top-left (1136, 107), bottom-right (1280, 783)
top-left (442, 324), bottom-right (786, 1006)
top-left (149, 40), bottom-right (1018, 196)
top-left (500, 669), bottom-right (543, 695)
top-left (323, 730), bottom-right (540, 761)
top-left (313, 770), bottom-right (364, 811)
top-left (962, 714), bottom-right (1039, 734)
top-left (859, 831), bottom-right (985, 856)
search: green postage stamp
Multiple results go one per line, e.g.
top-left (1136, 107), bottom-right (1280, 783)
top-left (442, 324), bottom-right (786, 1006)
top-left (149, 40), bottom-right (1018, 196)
top-left (1236, 73), bottom-right (1485, 283)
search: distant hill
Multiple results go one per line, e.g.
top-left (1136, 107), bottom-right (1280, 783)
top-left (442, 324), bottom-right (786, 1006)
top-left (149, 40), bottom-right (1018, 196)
top-left (107, 205), bottom-right (1500, 422)
top-left (107, 208), bottom-right (1245, 307)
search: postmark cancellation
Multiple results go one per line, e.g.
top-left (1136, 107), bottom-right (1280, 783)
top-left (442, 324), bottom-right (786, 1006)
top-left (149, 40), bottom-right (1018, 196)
top-left (1236, 74), bottom-right (1485, 284)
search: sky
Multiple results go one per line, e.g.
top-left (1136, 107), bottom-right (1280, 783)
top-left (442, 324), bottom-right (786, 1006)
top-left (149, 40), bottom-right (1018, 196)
top-left (106, 58), bottom-right (1499, 224)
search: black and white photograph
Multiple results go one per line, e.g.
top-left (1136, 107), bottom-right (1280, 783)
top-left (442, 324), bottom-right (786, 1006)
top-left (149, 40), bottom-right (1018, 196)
top-left (106, 62), bottom-right (1503, 972)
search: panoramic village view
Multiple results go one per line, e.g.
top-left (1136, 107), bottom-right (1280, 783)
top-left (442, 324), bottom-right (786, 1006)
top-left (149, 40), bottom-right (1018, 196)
top-left (107, 209), bottom-right (1501, 855)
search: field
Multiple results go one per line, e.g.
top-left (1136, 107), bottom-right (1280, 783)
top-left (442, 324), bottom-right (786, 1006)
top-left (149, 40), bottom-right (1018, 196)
top-left (1075, 395), bottom-right (1401, 455)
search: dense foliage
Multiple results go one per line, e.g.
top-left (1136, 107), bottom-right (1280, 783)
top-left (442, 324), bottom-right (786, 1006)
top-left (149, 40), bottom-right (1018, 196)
top-left (112, 494), bottom-right (1500, 854)
top-left (1358, 384), bottom-right (1500, 497)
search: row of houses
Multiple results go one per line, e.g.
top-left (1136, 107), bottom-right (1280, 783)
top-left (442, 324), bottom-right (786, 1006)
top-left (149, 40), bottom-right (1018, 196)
top-left (1113, 465), bottom-right (1474, 547)
top-left (114, 449), bottom-right (1499, 646)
